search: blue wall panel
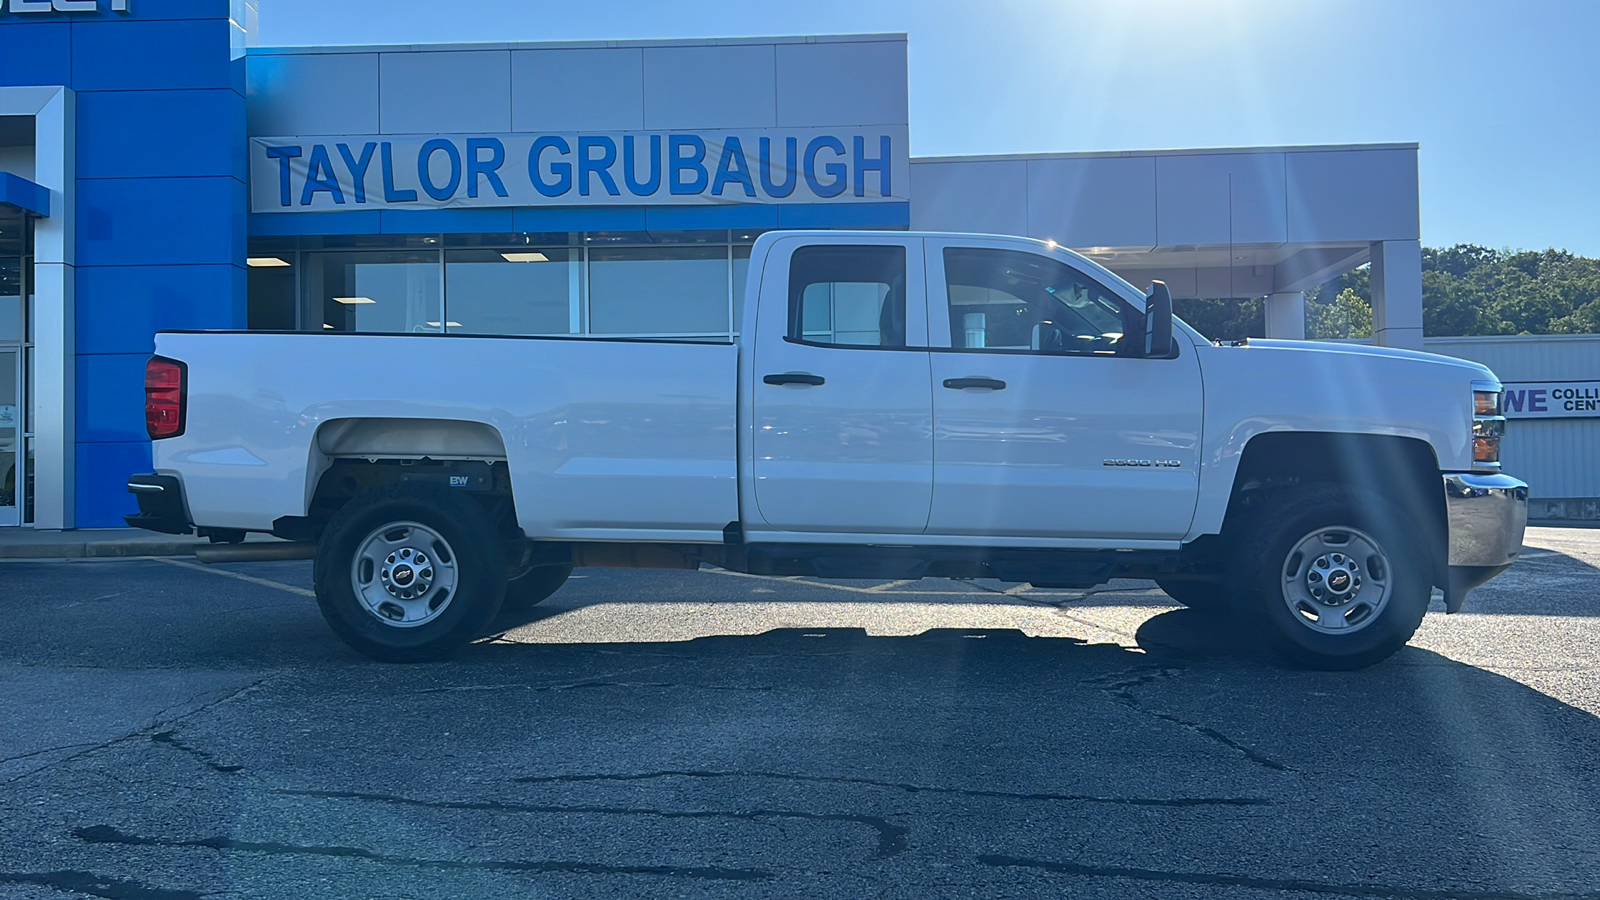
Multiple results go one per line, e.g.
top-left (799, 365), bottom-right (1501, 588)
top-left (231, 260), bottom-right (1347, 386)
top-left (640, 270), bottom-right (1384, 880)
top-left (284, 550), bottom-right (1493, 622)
top-left (76, 442), bottom-right (151, 528)
top-left (513, 207), bottom-right (649, 233)
top-left (645, 205), bottom-right (780, 232)
top-left (77, 265), bottom-right (245, 355)
top-left (76, 353), bottom-right (149, 444)
top-left (77, 177), bottom-right (243, 267)
top-left (250, 211), bottom-right (382, 236)
top-left (0, 21), bottom-right (72, 87)
top-left (78, 89), bottom-right (247, 181)
top-left (71, 18), bottom-right (240, 92)
top-left (25, 5), bottom-right (253, 529)
top-left (779, 202), bottom-right (910, 230)
top-left (380, 209), bottom-right (516, 234)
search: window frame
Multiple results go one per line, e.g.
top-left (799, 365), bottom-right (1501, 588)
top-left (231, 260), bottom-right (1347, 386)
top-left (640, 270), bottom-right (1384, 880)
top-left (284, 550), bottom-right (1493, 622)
top-left (782, 243), bottom-right (914, 351)
top-left (929, 242), bottom-right (1147, 359)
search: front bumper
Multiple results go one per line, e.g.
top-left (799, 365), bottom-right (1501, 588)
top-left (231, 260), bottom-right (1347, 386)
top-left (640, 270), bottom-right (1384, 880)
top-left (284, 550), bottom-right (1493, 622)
top-left (125, 473), bottom-right (194, 535)
top-left (1441, 472), bottom-right (1528, 611)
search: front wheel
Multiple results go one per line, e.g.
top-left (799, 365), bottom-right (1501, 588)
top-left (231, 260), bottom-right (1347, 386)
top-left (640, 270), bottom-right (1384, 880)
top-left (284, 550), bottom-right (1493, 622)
top-left (1232, 485), bottom-right (1433, 670)
top-left (313, 484), bottom-right (508, 662)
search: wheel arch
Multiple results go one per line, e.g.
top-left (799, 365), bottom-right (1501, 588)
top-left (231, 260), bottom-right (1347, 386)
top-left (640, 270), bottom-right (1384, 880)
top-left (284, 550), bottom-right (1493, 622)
top-left (1218, 431), bottom-right (1448, 586)
top-left (283, 417), bottom-right (516, 543)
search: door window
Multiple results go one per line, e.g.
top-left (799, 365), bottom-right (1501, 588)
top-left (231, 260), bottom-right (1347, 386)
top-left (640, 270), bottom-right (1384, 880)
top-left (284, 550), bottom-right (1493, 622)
top-left (942, 248), bottom-right (1130, 356)
top-left (787, 245), bottom-right (907, 348)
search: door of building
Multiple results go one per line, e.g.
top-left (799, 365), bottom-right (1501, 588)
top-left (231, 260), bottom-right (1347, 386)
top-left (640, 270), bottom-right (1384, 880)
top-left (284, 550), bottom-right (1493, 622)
top-left (0, 348), bottom-right (18, 527)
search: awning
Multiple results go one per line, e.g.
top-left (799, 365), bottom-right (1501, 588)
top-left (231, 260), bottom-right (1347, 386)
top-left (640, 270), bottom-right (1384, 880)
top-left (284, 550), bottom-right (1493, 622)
top-left (0, 172), bottom-right (49, 218)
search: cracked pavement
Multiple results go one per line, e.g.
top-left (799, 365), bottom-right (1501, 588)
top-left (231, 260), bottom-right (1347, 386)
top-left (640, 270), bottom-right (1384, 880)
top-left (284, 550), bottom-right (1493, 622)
top-left (0, 526), bottom-right (1597, 898)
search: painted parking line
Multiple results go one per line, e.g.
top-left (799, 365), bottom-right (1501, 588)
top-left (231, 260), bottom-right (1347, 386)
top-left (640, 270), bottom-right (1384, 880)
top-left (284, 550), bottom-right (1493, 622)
top-left (152, 556), bottom-right (316, 598)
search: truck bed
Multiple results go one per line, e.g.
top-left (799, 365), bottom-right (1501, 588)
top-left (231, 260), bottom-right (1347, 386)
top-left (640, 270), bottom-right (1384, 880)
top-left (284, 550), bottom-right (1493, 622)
top-left (154, 331), bottom-right (740, 541)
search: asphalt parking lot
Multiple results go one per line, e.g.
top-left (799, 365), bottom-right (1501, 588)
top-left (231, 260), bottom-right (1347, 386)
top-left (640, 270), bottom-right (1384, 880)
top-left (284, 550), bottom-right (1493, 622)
top-left (1, 527), bottom-right (1598, 899)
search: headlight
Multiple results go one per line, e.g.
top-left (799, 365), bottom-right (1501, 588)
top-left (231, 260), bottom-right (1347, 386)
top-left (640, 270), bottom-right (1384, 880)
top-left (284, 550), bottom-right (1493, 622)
top-left (1472, 381), bottom-right (1504, 469)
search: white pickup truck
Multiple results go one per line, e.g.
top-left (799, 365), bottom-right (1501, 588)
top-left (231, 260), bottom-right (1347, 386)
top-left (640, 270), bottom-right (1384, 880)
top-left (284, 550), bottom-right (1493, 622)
top-left (127, 230), bottom-right (1527, 669)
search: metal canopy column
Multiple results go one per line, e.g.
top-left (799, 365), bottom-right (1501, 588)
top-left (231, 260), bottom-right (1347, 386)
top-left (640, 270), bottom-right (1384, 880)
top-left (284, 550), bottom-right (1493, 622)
top-left (1371, 240), bottom-right (1424, 350)
top-left (1265, 291), bottom-right (1306, 340)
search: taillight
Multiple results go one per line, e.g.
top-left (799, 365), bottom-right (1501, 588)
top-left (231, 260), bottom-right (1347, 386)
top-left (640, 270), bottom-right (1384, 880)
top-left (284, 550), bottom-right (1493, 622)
top-left (145, 356), bottom-right (186, 439)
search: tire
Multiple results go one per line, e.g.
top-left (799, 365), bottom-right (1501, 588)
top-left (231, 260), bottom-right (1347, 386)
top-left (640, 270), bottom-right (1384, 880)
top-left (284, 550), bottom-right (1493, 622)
top-left (501, 563), bottom-right (573, 611)
top-left (1155, 579), bottom-right (1234, 614)
top-left (1231, 484), bottom-right (1432, 671)
top-left (313, 483), bottom-right (508, 662)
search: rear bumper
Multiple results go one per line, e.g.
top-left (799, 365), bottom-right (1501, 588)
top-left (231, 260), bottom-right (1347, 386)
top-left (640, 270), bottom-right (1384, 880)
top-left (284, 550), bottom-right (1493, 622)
top-left (1441, 472), bottom-right (1528, 611)
top-left (125, 473), bottom-right (193, 535)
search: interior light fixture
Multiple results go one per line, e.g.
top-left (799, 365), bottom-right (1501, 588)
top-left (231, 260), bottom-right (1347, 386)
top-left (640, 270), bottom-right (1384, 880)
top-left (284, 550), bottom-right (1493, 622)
top-left (501, 252), bottom-right (550, 263)
top-left (322, 323), bottom-right (335, 330)
top-left (247, 257), bottom-right (291, 267)
top-left (425, 321), bottom-right (464, 328)
top-left (333, 297), bottom-right (376, 305)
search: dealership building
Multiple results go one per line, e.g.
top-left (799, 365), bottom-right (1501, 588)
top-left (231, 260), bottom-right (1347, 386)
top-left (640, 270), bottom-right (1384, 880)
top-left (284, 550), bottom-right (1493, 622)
top-left (4, 0), bottom-right (1591, 530)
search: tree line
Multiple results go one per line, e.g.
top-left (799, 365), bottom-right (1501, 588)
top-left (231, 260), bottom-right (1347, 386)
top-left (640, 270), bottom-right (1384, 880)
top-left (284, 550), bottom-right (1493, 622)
top-left (1172, 245), bottom-right (1600, 343)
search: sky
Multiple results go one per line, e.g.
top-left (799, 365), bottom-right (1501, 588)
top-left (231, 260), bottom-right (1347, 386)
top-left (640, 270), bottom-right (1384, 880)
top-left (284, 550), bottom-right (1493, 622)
top-left (258, 0), bottom-right (1600, 256)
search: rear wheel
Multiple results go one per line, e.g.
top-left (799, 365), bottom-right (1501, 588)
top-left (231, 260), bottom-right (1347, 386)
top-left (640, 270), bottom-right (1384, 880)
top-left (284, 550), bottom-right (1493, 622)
top-left (1232, 485), bottom-right (1432, 670)
top-left (501, 563), bottom-right (573, 611)
top-left (1155, 579), bottom-right (1234, 614)
top-left (313, 484), bottom-right (507, 662)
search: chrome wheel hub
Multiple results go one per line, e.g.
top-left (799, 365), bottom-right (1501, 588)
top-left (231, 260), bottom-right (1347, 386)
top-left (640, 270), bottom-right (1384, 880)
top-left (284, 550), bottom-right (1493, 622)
top-left (351, 521), bottom-right (459, 629)
top-left (1281, 527), bottom-right (1391, 635)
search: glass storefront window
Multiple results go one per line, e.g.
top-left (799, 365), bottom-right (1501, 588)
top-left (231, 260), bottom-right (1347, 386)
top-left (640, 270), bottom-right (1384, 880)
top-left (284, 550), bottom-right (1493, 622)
top-left (444, 248), bottom-right (578, 335)
top-left (302, 251), bottom-right (443, 334)
top-left (248, 255), bottom-right (297, 330)
top-left (253, 233), bottom-right (773, 340)
top-left (589, 245), bottom-right (730, 336)
top-left (732, 245), bottom-right (753, 335)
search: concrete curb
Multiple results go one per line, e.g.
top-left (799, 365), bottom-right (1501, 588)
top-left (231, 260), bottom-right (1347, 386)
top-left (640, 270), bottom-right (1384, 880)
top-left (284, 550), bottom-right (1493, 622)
top-left (0, 540), bottom-right (205, 560)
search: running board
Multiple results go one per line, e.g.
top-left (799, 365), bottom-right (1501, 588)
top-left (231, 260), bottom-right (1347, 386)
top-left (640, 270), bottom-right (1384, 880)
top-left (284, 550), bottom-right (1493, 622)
top-left (193, 542), bottom-right (318, 564)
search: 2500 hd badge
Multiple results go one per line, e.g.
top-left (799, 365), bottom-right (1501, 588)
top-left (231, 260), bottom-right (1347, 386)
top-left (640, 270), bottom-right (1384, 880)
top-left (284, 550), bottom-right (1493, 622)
top-left (1103, 459), bottom-right (1182, 467)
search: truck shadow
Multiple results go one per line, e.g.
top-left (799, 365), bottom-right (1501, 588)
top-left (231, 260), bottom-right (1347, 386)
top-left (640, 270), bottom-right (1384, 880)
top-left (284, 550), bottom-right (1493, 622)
top-left (12, 560), bottom-right (1600, 893)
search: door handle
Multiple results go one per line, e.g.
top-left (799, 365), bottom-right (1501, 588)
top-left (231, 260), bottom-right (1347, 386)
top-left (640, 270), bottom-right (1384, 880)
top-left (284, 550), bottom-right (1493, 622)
top-left (943, 377), bottom-right (1007, 391)
top-left (764, 372), bottom-right (826, 386)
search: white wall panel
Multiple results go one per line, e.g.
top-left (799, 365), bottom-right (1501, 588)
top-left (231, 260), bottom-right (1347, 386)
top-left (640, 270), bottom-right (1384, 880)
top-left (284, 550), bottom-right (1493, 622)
top-left (380, 51), bottom-right (512, 135)
top-left (1425, 335), bottom-right (1600, 383)
top-left (247, 53), bottom-right (380, 136)
top-left (1155, 152), bottom-right (1286, 247)
top-left (1286, 148), bottom-right (1419, 243)
top-left (643, 45), bottom-right (776, 130)
top-left (909, 159), bottom-right (1028, 236)
top-left (776, 41), bottom-right (907, 127)
top-left (511, 48), bottom-right (645, 132)
top-left (1423, 335), bottom-right (1600, 502)
top-left (1025, 156), bottom-right (1157, 249)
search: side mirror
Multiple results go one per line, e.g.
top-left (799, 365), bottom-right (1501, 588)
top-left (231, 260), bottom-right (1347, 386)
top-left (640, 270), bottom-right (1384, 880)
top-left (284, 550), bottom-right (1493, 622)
top-left (1143, 281), bottom-right (1173, 358)
top-left (1031, 321), bottom-right (1066, 353)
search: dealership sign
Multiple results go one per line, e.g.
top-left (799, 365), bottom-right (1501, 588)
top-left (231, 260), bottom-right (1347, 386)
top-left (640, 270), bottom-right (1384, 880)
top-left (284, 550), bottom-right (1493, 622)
top-left (0, 0), bottom-right (128, 11)
top-left (250, 128), bottom-right (910, 213)
top-left (1502, 381), bottom-right (1600, 418)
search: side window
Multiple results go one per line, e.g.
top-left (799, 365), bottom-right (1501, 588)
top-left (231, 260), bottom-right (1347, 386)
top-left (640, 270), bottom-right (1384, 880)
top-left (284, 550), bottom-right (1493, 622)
top-left (787, 245), bottom-right (907, 348)
top-left (943, 247), bottom-right (1130, 356)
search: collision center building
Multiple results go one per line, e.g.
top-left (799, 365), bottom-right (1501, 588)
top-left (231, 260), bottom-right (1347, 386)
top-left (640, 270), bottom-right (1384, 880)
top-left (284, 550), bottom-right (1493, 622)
top-left (0, 0), bottom-right (1474, 530)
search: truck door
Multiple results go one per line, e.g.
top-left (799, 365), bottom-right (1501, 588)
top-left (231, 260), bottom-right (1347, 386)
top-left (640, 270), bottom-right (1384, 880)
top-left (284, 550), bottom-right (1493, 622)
top-left (924, 238), bottom-right (1203, 541)
top-left (749, 236), bottom-right (933, 534)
